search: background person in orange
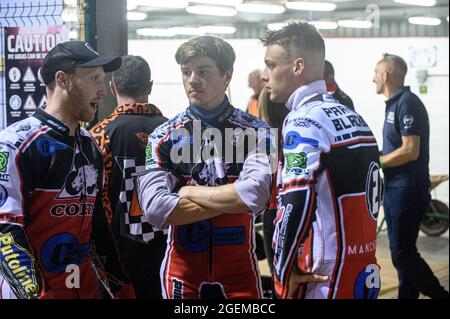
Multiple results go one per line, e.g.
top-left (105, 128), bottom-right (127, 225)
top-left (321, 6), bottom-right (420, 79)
top-left (89, 55), bottom-right (168, 299)
top-left (246, 69), bottom-right (265, 117)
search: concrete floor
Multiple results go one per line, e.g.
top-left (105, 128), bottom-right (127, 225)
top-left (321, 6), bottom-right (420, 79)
top-left (258, 230), bottom-right (449, 299)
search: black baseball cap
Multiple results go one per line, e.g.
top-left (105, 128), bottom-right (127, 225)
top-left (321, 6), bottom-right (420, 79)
top-left (40, 41), bottom-right (122, 85)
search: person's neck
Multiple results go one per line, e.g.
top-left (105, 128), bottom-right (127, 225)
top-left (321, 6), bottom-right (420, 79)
top-left (326, 80), bottom-right (337, 92)
top-left (44, 100), bottom-right (78, 136)
top-left (116, 95), bottom-right (147, 106)
top-left (384, 84), bottom-right (403, 100)
top-left (189, 96), bottom-right (228, 121)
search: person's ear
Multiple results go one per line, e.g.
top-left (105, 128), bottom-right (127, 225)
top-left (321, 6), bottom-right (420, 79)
top-left (148, 80), bottom-right (153, 95)
top-left (293, 58), bottom-right (305, 76)
top-left (110, 80), bottom-right (117, 97)
top-left (55, 71), bottom-right (69, 89)
top-left (382, 71), bottom-right (389, 83)
top-left (224, 70), bottom-right (233, 87)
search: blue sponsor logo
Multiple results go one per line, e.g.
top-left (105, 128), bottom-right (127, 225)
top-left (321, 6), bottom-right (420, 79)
top-left (37, 137), bottom-right (67, 157)
top-left (178, 221), bottom-right (211, 253)
top-left (284, 131), bottom-right (319, 150)
top-left (353, 264), bottom-right (381, 299)
top-left (40, 233), bottom-right (89, 273)
top-left (214, 227), bottom-right (245, 246)
top-left (171, 133), bottom-right (193, 146)
top-left (178, 221), bottom-right (246, 253)
top-left (0, 185), bottom-right (8, 207)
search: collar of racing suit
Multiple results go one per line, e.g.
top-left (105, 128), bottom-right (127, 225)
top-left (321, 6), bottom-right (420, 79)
top-left (33, 108), bottom-right (72, 135)
top-left (188, 95), bottom-right (232, 124)
top-left (285, 80), bottom-right (327, 112)
top-left (111, 102), bottom-right (163, 116)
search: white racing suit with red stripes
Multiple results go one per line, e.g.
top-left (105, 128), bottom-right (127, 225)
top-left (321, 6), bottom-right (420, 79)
top-left (273, 80), bottom-right (382, 299)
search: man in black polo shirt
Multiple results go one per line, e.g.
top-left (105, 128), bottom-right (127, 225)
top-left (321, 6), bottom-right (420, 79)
top-left (374, 53), bottom-right (448, 299)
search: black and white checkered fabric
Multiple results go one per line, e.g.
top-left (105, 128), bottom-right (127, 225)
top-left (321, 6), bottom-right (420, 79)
top-left (117, 157), bottom-right (168, 244)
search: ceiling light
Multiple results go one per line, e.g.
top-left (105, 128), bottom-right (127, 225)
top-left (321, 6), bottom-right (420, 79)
top-left (136, 28), bottom-right (175, 37)
top-left (69, 30), bottom-right (78, 39)
top-left (310, 21), bottom-right (338, 29)
top-left (285, 2), bottom-right (336, 12)
top-left (189, 0), bottom-right (242, 6)
top-left (338, 20), bottom-right (373, 28)
top-left (127, 11), bottom-right (147, 20)
top-left (186, 5), bottom-right (237, 16)
top-left (61, 8), bottom-right (78, 22)
top-left (408, 16), bottom-right (441, 25)
top-left (199, 26), bottom-right (237, 34)
top-left (63, 0), bottom-right (78, 5)
top-left (168, 27), bottom-right (204, 35)
top-left (127, 0), bottom-right (139, 10)
top-left (267, 22), bottom-right (288, 31)
top-left (393, 0), bottom-right (436, 6)
top-left (235, 3), bottom-right (285, 14)
top-left (140, 0), bottom-right (188, 9)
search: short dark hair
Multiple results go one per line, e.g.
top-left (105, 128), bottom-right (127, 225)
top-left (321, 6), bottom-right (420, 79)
top-left (175, 35), bottom-right (236, 74)
top-left (324, 60), bottom-right (334, 76)
top-left (260, 21), bottom-right (325, 71)
top-left (112, 55), bottom-right (151, 98)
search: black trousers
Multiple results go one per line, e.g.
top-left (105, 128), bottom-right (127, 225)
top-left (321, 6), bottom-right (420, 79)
top-left (384, 185), bottom-right (448, 299)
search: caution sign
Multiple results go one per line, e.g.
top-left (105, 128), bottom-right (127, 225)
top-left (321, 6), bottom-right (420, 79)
top-left (23, 95), bottom-right (37, 110)
top-left (4, 26), bottom-right (68, 126)
top-left (23, 67), bottom-right (36, 82)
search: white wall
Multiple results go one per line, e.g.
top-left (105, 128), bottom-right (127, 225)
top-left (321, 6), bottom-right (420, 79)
top-left (129, 37), bottom-right (449, 203)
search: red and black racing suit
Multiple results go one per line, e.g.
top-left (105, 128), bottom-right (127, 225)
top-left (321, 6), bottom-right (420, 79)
top-left (0, 109), bottom-right (133, 299)
top-left (135, 98), bottom-right (273, 299)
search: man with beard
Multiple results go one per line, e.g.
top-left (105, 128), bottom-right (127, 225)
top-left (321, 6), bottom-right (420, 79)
top-left (135, 35), bottom-right (273, 299)
top-left (0, 41), bottom-right (134, 299)
top-left (90, 55), bottom-right (168, 298)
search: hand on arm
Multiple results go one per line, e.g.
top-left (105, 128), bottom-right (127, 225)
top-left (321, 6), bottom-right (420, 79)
top-left (381, 135), bottom-right (420, 169)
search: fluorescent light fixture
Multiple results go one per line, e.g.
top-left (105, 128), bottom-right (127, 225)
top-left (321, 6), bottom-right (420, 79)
top-left (393, 0), bottom-right (436, 6)
top-left (310, 21), bottom-right (338, 29)
top-left (168, 27), bottom-right (204, 35)
top-left (408, 16), bottom-right (441, 25)
top-left (62, 8), bottom-right (78, 22)
top-left (127, 0), bottom-right (138, 10)
top-left (199, 26), bottom-right (236, 34)
top-left (338, 19), bottom-right (373, 28)
top-left (127, 11), bottom-right (147, 20)
top-left (136, 28), bottom-right (175, 37)
top-left (285, 2), bottom-right (336, 12)
top-left (189, 0), bottom-right (242, 6)
top-left (63, 0), bottom-right (78, 5)
top-left (186, 5), bottom-right (237, 16)
top-left (140, 0), bottom-right (188, 9)
top-left (267, 22), bottom-right (288, 31)
top-left (69, 30), bottom-right (78, 39)
top-left (236, 3), bottom-right (285, 14)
